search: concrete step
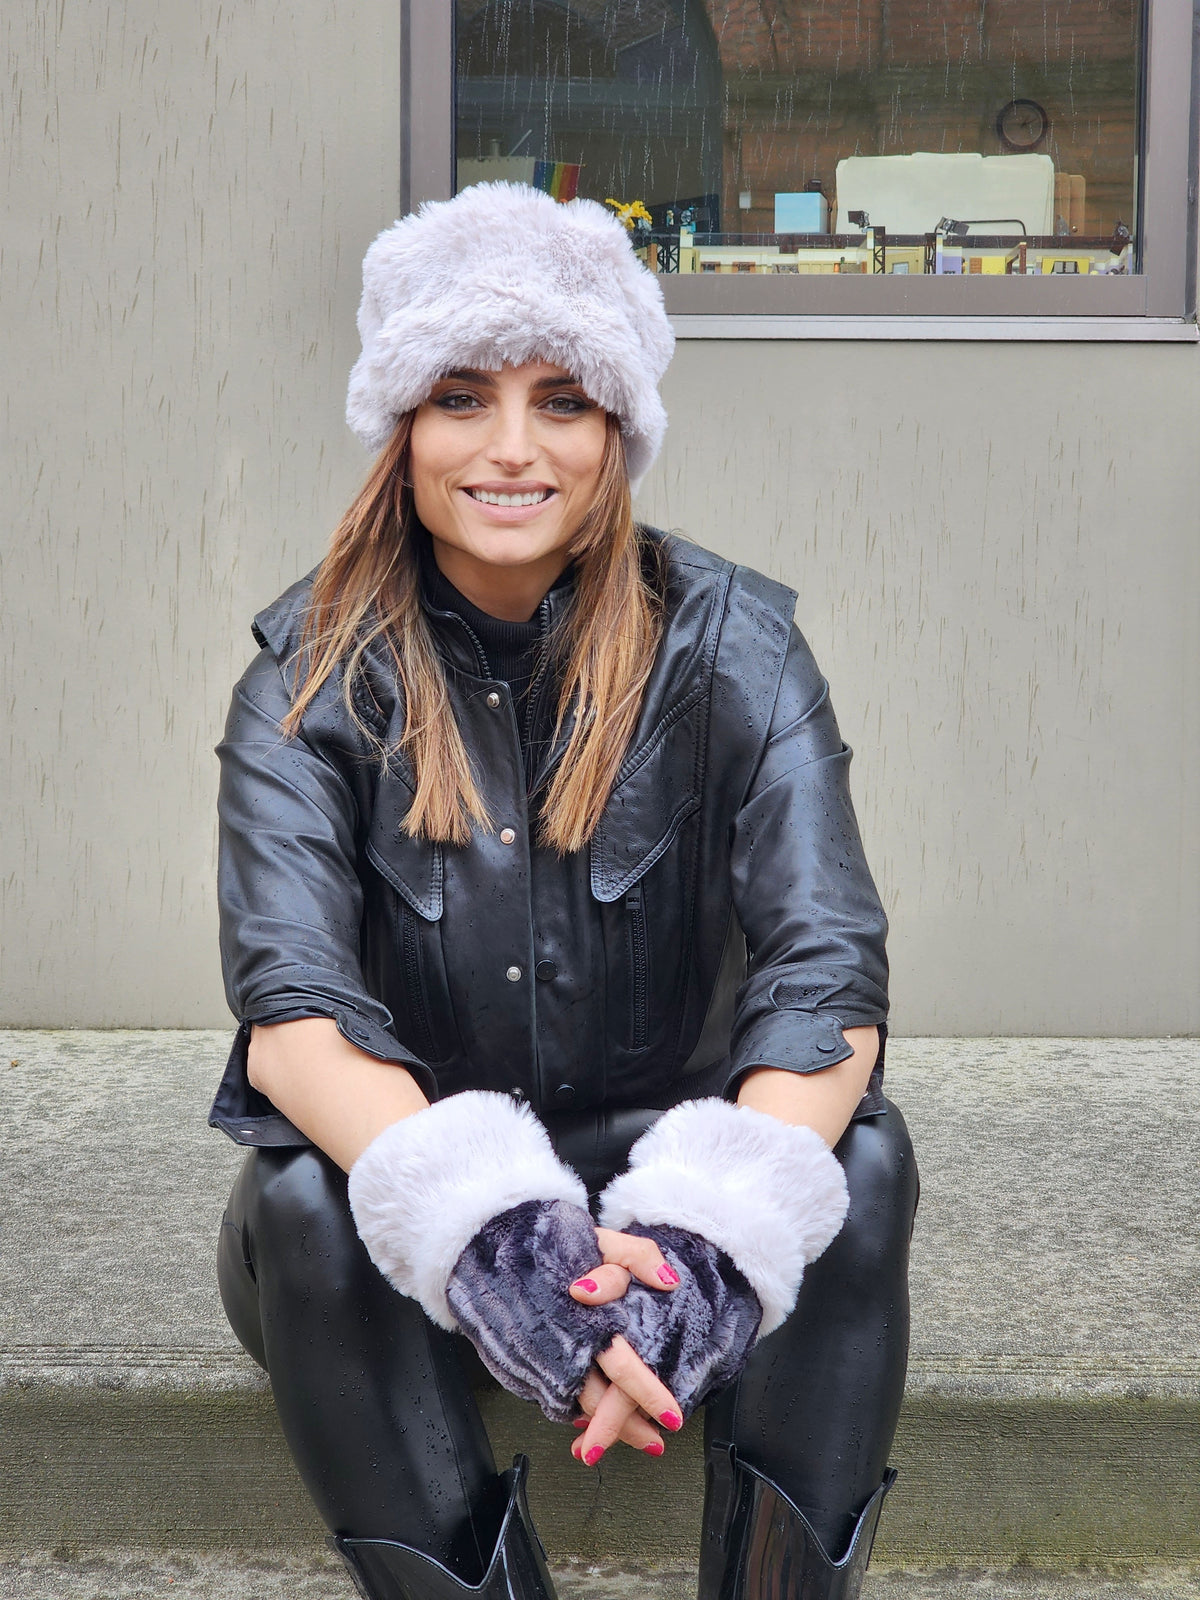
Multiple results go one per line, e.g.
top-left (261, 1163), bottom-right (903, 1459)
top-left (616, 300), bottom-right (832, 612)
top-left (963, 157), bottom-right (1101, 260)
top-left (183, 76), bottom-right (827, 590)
top-left (2, 1554), bottom-right (1199, 1600)
top-left (2, 1031), bottom-right (1198, 1570)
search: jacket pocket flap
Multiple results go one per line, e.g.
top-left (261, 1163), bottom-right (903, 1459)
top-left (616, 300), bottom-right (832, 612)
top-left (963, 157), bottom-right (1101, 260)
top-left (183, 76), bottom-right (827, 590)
top-left (589, 701), bottom-right (703, 903)
top-left (366, 778), bottom-right (443, 920)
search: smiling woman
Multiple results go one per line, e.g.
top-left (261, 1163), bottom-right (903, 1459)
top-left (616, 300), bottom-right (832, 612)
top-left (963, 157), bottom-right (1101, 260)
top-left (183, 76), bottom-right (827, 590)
top-left (210, 183), bottom-right (916, 1600)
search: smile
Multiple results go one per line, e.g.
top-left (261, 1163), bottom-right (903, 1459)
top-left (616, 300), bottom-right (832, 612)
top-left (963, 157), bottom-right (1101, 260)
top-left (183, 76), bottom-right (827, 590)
top-left (465, 488), bottom-right (553, 507)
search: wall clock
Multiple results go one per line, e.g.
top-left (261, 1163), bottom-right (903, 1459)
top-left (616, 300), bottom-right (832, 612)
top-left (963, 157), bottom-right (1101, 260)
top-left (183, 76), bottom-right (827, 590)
top-left (996, 98), bottom-right (1050, 152)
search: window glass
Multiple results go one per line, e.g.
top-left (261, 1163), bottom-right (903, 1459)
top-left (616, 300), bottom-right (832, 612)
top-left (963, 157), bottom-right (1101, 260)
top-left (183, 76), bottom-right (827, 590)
top-left (454, 1), bottom-right (1141, 279)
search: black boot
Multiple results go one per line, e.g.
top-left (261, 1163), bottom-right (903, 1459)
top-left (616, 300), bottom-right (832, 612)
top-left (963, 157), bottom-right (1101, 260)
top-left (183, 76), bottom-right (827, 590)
top-left (699, 1443), bottom-right (896, 1600)
top-left (333, 1456), bottom-right (558, 1600)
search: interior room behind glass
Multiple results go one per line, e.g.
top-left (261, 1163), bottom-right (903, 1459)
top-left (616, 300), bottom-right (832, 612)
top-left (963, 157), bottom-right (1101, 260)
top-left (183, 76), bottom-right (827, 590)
top-left (455, 1), bottom-right (1141, 278)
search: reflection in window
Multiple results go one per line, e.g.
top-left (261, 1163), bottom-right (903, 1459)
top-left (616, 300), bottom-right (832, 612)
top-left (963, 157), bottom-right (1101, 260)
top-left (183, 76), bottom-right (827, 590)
top-left (454, 1), bottom-right (1141, 277)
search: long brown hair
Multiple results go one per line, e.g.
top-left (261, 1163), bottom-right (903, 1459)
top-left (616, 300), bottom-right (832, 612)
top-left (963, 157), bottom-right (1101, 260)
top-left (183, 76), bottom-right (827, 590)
top-left (281, 413), bottom-right (664, 854)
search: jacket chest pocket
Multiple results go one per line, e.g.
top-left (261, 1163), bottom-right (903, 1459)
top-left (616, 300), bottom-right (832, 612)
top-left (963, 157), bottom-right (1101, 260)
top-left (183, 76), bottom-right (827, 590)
top-left (590, 693), bottom-right (704, 1054)
top-left (366, 775), bottom-right (461, 1064)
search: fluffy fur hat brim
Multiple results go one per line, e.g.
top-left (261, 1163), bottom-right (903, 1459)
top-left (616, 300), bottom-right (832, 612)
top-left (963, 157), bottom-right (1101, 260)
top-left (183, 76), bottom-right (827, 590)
top-left (598, 1099), bottom-right (850, 1338)
top-left (348, 1091), bottom-right (589, 1331)
top-left (346, 183), bottom-right (674, 490)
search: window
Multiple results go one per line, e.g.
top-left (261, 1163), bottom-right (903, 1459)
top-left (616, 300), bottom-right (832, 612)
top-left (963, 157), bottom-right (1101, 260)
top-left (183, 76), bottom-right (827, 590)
top-left (402, 1), bottom-right (1198, 326)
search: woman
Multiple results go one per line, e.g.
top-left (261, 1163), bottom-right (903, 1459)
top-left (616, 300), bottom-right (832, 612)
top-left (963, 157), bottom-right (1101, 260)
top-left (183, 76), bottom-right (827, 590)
top-left (212, 182), bottom-right (917, 1600)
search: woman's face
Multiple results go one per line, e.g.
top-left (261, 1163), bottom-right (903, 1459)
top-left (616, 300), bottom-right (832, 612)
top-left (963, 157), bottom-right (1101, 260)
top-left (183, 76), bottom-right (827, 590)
top-left (409, 360), bottom-right (609, 622)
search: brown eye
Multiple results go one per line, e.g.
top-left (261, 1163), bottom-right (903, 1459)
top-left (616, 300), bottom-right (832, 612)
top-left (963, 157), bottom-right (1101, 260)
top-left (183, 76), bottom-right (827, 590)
top-left (544, 392), bottom-right (591, 415)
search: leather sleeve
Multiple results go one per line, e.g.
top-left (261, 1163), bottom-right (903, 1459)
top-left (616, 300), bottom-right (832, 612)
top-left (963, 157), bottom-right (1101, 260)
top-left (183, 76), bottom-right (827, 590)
top-left (726, 625), bottom-right (889, 1095)
top-left (214, 648), bottom-right (432, 1122)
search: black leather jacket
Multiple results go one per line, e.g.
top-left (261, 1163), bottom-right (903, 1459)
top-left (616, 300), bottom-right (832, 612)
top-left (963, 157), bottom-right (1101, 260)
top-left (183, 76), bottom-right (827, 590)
top-left (209, 532), bottom-right (889, 1147)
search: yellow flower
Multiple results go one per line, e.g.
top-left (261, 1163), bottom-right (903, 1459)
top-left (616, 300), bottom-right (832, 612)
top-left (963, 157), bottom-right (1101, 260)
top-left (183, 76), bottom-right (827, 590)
top-left (605, 197), bottom-right (653, 231)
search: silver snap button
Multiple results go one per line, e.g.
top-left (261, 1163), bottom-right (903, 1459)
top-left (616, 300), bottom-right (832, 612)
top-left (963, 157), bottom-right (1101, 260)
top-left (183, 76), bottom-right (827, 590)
top-left (510, 1086), bottom-right (528, 1101)
top-left (486, 691), bottom-right (501, 708)
top-left (506, 964), bottom-right (523, 982)
top-left (499, 827), bottom-right (516, 846)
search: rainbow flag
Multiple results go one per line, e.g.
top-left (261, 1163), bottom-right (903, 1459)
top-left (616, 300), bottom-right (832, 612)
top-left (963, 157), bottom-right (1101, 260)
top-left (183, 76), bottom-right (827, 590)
top-left (533, 160), bottom-right (581, 202)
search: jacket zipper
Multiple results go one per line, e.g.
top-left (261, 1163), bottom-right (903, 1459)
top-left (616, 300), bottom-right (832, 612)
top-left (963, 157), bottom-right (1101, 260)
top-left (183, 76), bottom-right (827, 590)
top-left (399, 902), bottom-right (436, 1060)
top-left (523, 594), bottom-right (556, 793)
top-left (625, 884), bottom-right (649, 1050)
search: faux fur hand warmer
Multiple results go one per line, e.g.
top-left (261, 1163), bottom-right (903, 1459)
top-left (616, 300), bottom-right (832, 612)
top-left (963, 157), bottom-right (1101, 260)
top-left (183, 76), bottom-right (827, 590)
top-left (617, 1223), bottom-right (763, 1419)
top-left (347, 1091), bottom-right (591, 1333)
top-left (598, 1099), bottom-right (850, 1339)
top-left (446, 1199), bottom-right (624, 1423)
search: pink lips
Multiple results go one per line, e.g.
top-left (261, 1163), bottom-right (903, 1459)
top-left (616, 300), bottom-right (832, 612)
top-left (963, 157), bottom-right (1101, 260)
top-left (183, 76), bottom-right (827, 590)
top-left (460, 481), bottom-right (557, 524)
top-left (467, 480), bottom-right (553, 495)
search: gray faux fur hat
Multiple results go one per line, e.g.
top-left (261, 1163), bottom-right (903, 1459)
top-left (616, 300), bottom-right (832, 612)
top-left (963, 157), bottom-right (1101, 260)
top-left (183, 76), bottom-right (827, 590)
top-left (346, 182), bottom-right (675, 488)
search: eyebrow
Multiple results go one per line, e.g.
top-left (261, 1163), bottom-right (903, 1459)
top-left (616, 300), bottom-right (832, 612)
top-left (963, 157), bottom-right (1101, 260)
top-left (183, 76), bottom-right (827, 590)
top-left (440, 368), bottom-right (583, 392)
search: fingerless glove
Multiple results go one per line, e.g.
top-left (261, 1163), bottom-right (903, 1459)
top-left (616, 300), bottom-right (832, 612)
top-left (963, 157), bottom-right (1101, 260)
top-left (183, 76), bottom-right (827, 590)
top-left (348, 1091), bottom-right (590, 1330)
top-left (616, 1223), bottom-right (762, 1419)
top-left (599, 1098), bottom-right (850, 1339)
top-left (446, 1198), bottom-right (624, 1422)
top-left (348, 1092), bottom-right (620, 1423)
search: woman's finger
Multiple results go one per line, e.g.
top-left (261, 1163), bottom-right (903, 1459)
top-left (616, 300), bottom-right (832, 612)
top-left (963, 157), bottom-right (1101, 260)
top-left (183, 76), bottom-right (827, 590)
top-left (593, 1226), bottom-right (680, 1291)
top-left (574, 1367), bottom-right (609, 1420)
top-left (595, 1335), bottom-right (684, 1433)
top-left (572, 1368), bottom-right (664, 1457)
top-left (568, 1262), bottom-right (632, 1304)
top-left (572, 1381), bottom-right (641, 1465)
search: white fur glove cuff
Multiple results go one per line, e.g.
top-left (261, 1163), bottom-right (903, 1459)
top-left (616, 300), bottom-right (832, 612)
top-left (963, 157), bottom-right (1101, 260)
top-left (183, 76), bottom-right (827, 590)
top-left (347, 1090), bottom-right (589, 1331)
top-left (598, 1098), bottom-right (850, 1337)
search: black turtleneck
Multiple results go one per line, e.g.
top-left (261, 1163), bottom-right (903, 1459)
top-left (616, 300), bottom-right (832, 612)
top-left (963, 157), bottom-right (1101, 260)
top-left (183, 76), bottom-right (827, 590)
top-left (423, 558), bottom-right (546, 707)
top-left (420, 546), bottom-right (574, 784)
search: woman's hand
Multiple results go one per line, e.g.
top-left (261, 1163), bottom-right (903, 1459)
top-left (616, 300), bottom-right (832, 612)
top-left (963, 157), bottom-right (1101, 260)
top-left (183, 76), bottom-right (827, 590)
top-left (570, 1339), bottom-right (685, 1463)
top-left (565, 1226), bottom-right (684, 1464)
top-left (568, 1225), bottom-right (682, 1304)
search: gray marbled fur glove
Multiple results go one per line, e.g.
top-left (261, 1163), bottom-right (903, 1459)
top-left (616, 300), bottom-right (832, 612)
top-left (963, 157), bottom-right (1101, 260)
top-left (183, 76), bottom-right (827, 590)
top-left (446, 1198), bottom-right (624, 1423)
top-left (616, 1223), bottom-right (763, 1419)
top-left (599, 1099), bottom-right (851, 1367)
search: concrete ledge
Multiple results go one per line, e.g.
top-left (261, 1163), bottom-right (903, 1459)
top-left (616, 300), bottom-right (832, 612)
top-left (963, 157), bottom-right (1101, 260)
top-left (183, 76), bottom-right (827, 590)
top-left (5, 1357), bottom-right (1198, 1564)
top-left (2, 1554), bottom-right (1200, 1600)
top-left (2, 1031), bottom-right (1198, 1566)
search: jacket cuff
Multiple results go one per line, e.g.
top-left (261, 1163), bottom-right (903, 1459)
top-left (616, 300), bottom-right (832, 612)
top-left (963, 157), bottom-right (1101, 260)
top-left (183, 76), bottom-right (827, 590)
top-left (725, 1011), bottom-right (889, 1113)
top-left (208, 1008), bottom-right (436, 1149)
top-left (728, 1007), bottom-right (854, 1080)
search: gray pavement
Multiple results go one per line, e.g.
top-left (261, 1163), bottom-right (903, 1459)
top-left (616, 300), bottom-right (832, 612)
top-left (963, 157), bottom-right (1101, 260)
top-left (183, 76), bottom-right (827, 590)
top-left (2, 1031), bottom-right (1198, 1569)
top-left (2, 1555), bottom-right (1199, 1600)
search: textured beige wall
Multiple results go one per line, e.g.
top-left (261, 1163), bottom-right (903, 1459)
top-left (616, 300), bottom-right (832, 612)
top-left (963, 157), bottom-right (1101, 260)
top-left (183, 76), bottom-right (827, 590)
top-left (2, 4), bottom-right (1197, 1031)
top-left (2, 0), bottom-right (402, 1024)
top-left (642, 341), bottom-right (1200, 1035)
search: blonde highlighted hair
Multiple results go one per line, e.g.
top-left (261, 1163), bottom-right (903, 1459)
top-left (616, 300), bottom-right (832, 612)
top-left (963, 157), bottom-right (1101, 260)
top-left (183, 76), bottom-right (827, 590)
top-left (281, 414), bottom-right (664, 854)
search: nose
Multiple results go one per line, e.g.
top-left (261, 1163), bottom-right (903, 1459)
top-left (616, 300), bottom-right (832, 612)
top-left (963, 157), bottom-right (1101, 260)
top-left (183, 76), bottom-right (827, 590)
top-left (484, 394), bottom-right (539, 472)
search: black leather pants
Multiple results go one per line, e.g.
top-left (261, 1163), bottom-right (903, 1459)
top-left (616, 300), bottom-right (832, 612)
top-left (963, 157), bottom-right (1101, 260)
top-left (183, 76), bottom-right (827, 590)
top-left (217, 1099), bottom-right (917, 1583)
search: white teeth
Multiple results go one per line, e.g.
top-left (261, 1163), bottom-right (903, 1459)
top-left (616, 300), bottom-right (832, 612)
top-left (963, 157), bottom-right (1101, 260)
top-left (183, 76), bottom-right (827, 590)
top-left (469, 489), bottom-right (550, 506)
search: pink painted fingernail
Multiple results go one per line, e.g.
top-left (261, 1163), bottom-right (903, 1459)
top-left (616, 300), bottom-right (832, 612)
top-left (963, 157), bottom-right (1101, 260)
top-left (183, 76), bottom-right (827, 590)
top-left (572, 1417), bottom-right (589, 1430)
top-left (584, 1445), bottom-right (605, 1466)
top-left (659, 1410), bottom-right (683, 1431)
top-left (571, 1440), bottom-right (583, 1460)
top-left (642, 1440), bottom-right (665, 1457)
top-left (657, 1264), bottom-right (680, 1285)
top-left (572, 1278), bottom-right (599, 1294)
